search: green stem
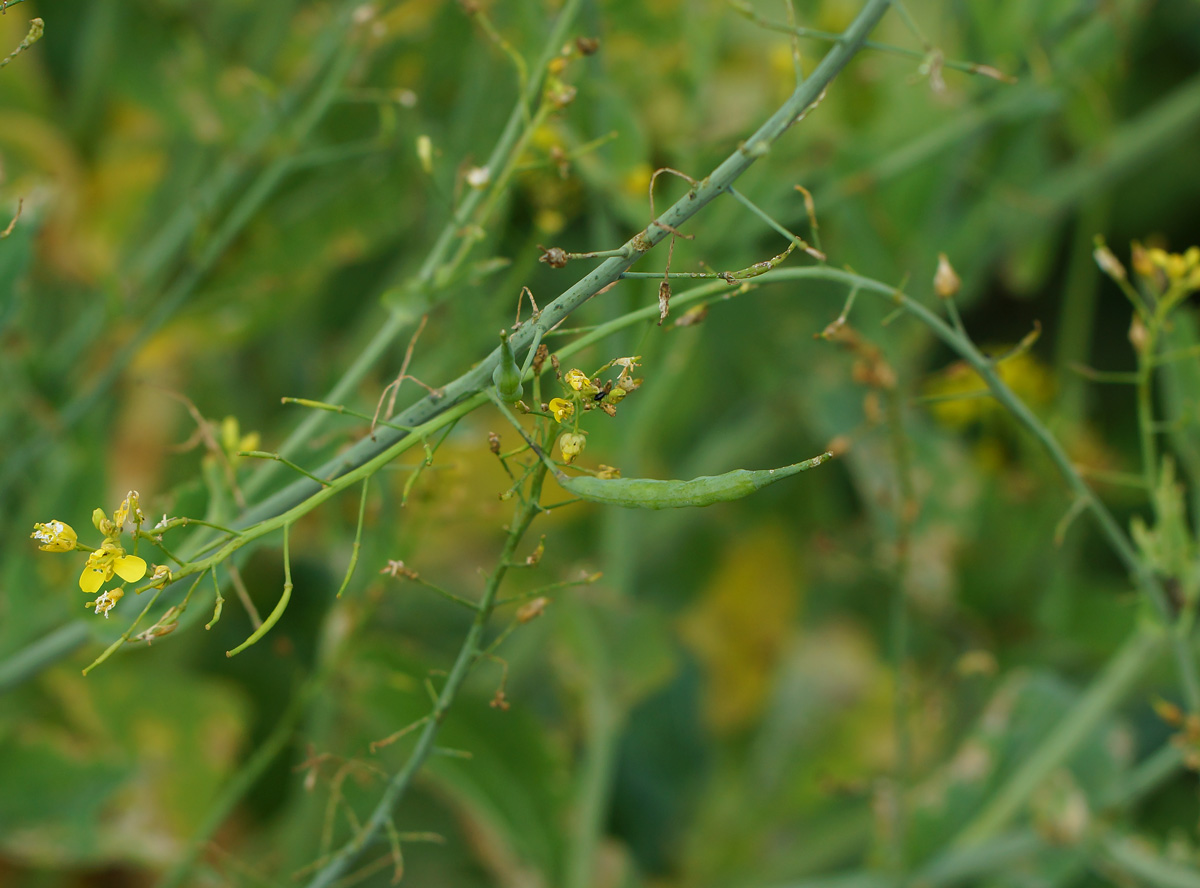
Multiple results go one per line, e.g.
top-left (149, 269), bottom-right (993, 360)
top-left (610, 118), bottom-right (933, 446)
top-left (244, 0), bottom-right (586, 498)
top-left (301, 460), bottom-right (549, 887)
top-left (951, 625), bottom-right (1161, 847)
top-left (0, 0), bottom-right (893, 685)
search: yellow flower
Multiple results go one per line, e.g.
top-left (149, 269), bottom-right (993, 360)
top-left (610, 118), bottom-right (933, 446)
top-left (564, 369), bottom-right (593, 392)
top-left (30, 520), bottom-right (78, 552)
top-left (548, 398), bottom-right (575, 423)
top-left (1141, 245), bottom-right (1200, 287)
top-left (79, 540), bottom-right (147, 595)
top-left (558, 432), bottom-right (586, 464)
top-left (85, 589), bottom-right (124, 619)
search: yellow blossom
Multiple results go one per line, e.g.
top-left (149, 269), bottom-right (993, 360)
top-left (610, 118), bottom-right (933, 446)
top-left (564, 369), bottom-right (593, 392)
top-left (558, 432), bottom-right (586, 464)
top-left (31, 520), bottom-right (78, 552)
top-left (548, 398), bottom-right (575, 423)
top-left (79, 540), bottom-right (147, 595)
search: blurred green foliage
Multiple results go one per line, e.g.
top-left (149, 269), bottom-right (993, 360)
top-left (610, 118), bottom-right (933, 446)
top-left (3, 0), bottom-right (1200, 886)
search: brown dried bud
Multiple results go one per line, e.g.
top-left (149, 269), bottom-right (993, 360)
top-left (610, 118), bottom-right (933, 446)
top-left (517, 596), bottom-right (550, 622)
top-left (673, 304), bottom-right (708, 327)
top-left (575, 36), bottom-right (600, 55)
top-left (550, 354), bottom-right (561, 378)
top-left (532, 343), bottom-right (549, 375)
top-left (826, 435), bottom-right (852, 458)
top-left (487, 431), bottom-right (501, 455)
top-left (525, 536), bottom-right (546, 566)
top-left (934, 252), bottom-right (961, 298)
top-left (1129, 314), bottom-right (1149, 354)
top-left (657, 279), bottom-right (672, 325)
top-left (538, 245), bottom-right (569, 268)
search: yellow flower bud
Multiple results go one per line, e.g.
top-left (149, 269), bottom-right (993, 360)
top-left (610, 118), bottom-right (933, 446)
top-left (558, 432), bottom-right (586, 464)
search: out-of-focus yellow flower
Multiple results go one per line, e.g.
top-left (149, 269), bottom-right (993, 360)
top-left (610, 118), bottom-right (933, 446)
top-left (30, 520), bottom-right (78, 552)
top-left (620, 163), bottom-right (652, 200)
top-left (923, 350), bottom-right (1054, 429)
top-left (548, 398), bottom-right (575, 424)
top-left (1133, 243), bottom-right (1200, 291)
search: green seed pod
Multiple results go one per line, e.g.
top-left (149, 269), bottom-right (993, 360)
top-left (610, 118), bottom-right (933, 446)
top-left (492, 330), bottom-right (524, 404)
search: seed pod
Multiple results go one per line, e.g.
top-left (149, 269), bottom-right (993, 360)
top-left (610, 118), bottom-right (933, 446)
top-left (492, 330), bottom-right (524, 403)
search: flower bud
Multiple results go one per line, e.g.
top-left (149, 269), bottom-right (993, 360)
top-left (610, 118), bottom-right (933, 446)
top-left (934, 252), bottom-right (960, 298)
top-left (558, 432), bottom-right (586, 464)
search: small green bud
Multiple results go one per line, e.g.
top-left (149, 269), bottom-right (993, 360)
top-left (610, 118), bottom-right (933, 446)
top-left (492, 330), bottom-right (524, 403)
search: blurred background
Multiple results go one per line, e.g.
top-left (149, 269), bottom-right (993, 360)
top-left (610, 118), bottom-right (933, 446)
top-left (2, 0), bottom-right (1200, 885)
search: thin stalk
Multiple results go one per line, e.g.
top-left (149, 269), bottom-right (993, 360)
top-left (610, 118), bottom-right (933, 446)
top-left (951, 625), bottom-right (1161, 847)
top-left (0, 0), bottom-right (894, 685)
top-left (0, 14), bottom-right (364, 492)
top-left (245, 0), bottom-right (587, 497)
top-left (301, 460), bottom-right (549, 888)
top-left (157, 682), bottom-right (314, 888)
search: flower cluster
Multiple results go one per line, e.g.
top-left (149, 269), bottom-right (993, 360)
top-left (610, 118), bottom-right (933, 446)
top-left (31, 491), bottom-right (153, 618)
top-left (544, 356), bottom-right (644, 465)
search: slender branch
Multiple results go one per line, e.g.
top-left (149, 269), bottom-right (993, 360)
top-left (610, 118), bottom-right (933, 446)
top-left (2, 0), bottom-right (894, 682)
top-left (301, 460), bottom-right (549, 887)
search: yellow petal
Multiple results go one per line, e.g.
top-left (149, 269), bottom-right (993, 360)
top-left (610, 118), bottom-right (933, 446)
top-left (80, 567), bottom-right (107, 594)
top-left (114, 555), bottom-right (147, 583)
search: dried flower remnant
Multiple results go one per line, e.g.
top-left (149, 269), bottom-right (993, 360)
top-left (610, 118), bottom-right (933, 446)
top-left (538, 245), bottom-right (569, 268)
top-left (517, 597), bottom-right (550, 622)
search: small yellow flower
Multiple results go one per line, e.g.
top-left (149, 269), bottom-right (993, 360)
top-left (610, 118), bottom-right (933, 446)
top-left (558, 432), bottom-right (586, 464)
top-left (548, 398), bottom-right (575, 423)
top-left (30, 520), bottom-right (78, 552)
top-left (85, 589), bottom-right (124, 619)
top-left (564, 369), bottom-right (592, 392)
top-left (79, 541), bottom-right (147, 595)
